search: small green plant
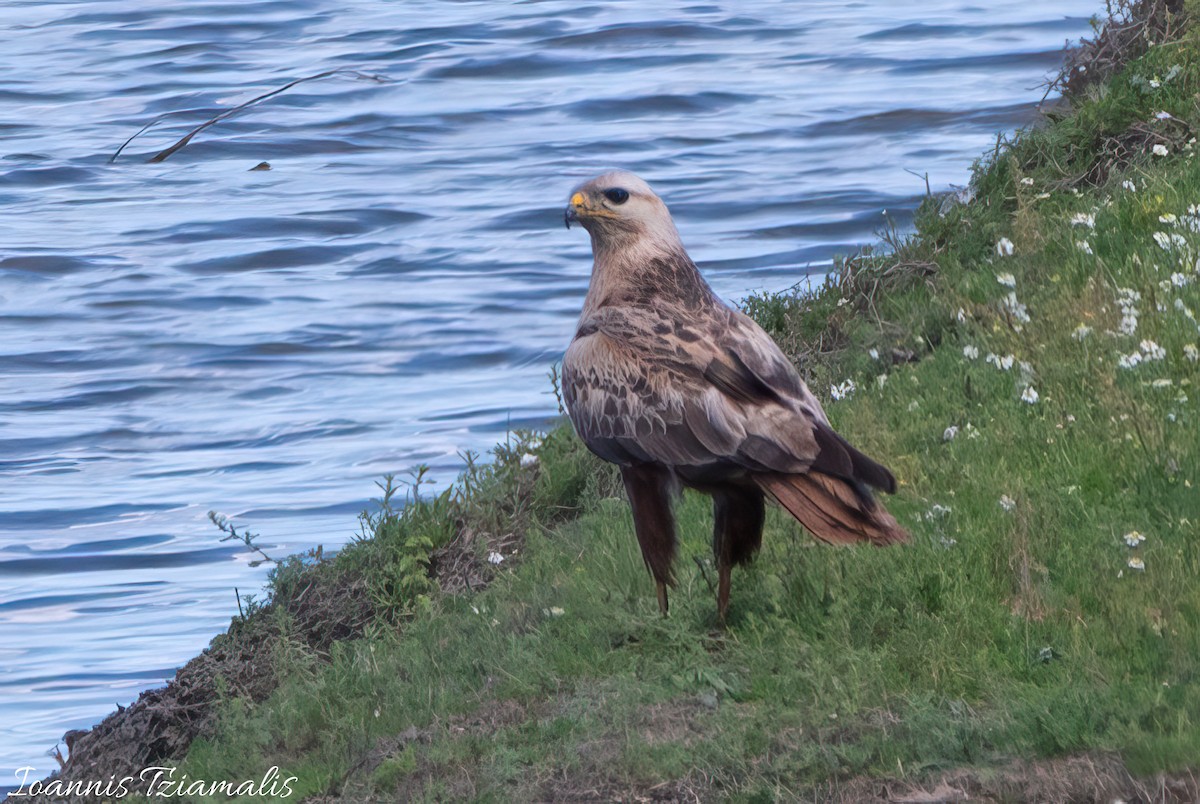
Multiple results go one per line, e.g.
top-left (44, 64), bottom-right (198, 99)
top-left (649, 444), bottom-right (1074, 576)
top-left (358, 469), bottom-right (454, 621)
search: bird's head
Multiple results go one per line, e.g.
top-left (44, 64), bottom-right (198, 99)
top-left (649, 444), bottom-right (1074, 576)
top-left (564, 171), bottom-right (679, 249)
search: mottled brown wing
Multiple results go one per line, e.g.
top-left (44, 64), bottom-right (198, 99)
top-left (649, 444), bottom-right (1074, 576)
top-left (562, 327), bottom-right (727, 467)
top-left (715, 309), bottom-right (897, 494)
top-left (561, 308), bottom-right (821, 474)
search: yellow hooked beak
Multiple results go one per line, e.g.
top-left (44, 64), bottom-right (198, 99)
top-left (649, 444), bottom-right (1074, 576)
top-left (564, 190), bottom-right (618, 229)
top-left (565, 191), bottom-right (586, 229)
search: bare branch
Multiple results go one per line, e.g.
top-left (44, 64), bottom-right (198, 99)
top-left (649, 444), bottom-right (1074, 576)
top-left (111, 68), bottom-right (388, 164)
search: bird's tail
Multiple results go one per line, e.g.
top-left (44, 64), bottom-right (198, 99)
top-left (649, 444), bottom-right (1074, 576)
top-left (755, 472), bottom-right (908, 546)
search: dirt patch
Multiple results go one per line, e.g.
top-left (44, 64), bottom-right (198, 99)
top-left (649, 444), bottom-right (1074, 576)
top-left (322, 697), bottom-right (536, 802)
top-left (1076, 112), bottom-right (1197, 188)
top-left (320, 749), bottom-right (1199, 804)
top-left (533, 778), bottom-right (708, 803)
top-left (13, 614), bottom-right (279, 803)
top-left (818, 754), bottom-right (1198, 803)
top-left (429, 523), bottom-right (523, 595)
top-left (633, 698), bottom-right (716, 748)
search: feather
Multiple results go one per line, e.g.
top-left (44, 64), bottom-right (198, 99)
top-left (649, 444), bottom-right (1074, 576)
top-left (755, 472), bottom-right (908, 547)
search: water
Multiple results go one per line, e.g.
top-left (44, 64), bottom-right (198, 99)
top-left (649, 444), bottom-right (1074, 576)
top-left (0, 0), bottom-right (1099, 781)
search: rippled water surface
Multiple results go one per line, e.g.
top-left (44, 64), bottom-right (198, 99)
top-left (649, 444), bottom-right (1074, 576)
top-left (0, 0), bottom-right (1100, 778)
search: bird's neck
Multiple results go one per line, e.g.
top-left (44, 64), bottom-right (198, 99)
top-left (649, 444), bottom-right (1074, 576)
top-left (582, 233), bottom-right (716, 317)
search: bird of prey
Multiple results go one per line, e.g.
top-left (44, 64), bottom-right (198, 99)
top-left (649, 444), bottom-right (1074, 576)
top-left (561, 171), bottom-right (908, 623)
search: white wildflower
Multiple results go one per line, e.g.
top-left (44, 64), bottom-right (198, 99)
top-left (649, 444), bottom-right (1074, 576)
top-left (868, 348), bottom-right (880, 360)
top-left (1020, 386), bottom-right (1039, 404)
top-left (1076, 240), bottom-right (1093, 255)
top-left (1117, 352), bottom-right (1143, 369)
top-left (1184, 344), bottom-right (1199, 362)
top-left (1122, 179), bottom-right (1137, 192)
top-left (487, 551), bottom-right (505, 565)
top-left (996, 237), bottom-right (1014, 257)
top-left (1072, 324), bottom-right (1093, 340)
top-left (999, 495), bottom-right (1016, 512)
top-left (1116, 288), bottom-right (1140, 335)
top-left (925, 503), bottom-right (952, 520)
top-left (997, 272), bottom-right (1016, 287)
top-left (1070, 212), bottom-right (1096, 228)
top-left (1020, 177), bottom-right (1034, 186)
top-left (1151, 379), bottom-right (1172, 388)
top-left (1141, 339), bottom-right (1166, 360)
top-left (943, 425), bottom-right (959, 442)
top-left (838, 297), bottom-right (850, 307)
top-left (1156, 110), bottom-right (1172, 120)
top-left (1171, 272), bottom-right (1191, 287)
top-left (830, 379), bottom-right (856, 401)
top-left (986, 353), bottom-right (1015, 371)
top-left (1035, 192), bottom-right (1051, 200)
top-left (543, 606), bottom-right (565, 617)
top-left (963, 345), bottom-right (980, 360)
top-left (1152, 143), bottom-right (1169, 157)
top-left (1184, 207), bottom-right (1200, 232)
top-left (1003, 292), bottom-right (1030, 323)
top-left (876, 373), bottom-right (888, 389)
top-left (1128, 556), bottom-right (1146, 571)
top-left (965, 423), bottom-right (980, 439)
top-left (907, 400), bottom-right (919, 412)
top-left (956, 307), bottom-right (966, 323)
top-left (1153, 231), bottom-right (1188, 250)
top-left (520, 453), bottom-right (538, 468)
top-left (1160, 213), bottom-right (1178, 225)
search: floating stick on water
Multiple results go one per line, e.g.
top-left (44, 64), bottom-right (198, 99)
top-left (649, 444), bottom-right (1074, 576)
top-left (110, 68), bottom-right (388, 164)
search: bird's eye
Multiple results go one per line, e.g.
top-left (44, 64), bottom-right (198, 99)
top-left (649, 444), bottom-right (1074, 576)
top-left (603, 188), bottom-right (630, 205)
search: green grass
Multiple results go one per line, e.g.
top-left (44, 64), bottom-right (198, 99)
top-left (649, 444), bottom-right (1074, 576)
top-left (165, 15), bottom-right (1200, 801)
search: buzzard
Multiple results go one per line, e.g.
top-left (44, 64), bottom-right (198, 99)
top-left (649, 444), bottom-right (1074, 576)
top-left (562, 171), bottom-right (907, 622)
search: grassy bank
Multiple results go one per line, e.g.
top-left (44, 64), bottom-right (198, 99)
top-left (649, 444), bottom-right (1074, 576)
top-left (42, 3), bottom-right (1200, 801)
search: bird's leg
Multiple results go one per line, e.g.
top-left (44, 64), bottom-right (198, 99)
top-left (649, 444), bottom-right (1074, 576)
top-left (620, 465), bottom-right (678, 618)
top-left (712, 493), bottom-right (732, 627)
top-left (716, 559), bottom-right (731, 626)
top-left (712, 486), bottom-right (766, 627)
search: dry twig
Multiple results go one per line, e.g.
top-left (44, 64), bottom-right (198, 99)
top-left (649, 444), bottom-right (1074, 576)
top-left (110, 68), bottom-right (387, 164)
